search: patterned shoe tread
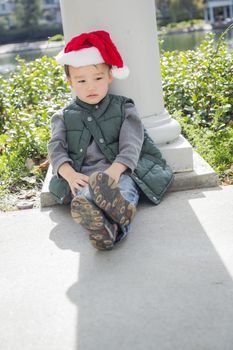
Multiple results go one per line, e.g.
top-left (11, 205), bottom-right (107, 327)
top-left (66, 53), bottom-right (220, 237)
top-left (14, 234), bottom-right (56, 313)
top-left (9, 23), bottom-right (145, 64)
top-left (71, 195), bottom-right (117, 251)
top-left (71, 195), bottom-right (104, 231)
top-left (89, 223), bottom-right (117, 251)
top-left (89, 172), bottom-right (136, 226)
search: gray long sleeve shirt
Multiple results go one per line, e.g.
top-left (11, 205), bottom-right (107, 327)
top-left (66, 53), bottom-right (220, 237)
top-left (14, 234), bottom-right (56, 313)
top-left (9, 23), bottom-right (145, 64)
top-left (48, 97), bottom-right (144, 177)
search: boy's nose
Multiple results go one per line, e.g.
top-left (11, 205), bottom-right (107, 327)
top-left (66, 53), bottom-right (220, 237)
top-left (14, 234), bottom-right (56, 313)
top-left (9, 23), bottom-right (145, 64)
top-left (87, 82), bottom-right (95, 91)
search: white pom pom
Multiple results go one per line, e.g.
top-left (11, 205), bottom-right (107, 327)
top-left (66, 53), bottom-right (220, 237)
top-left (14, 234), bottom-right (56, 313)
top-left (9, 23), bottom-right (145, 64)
top-left (55, 49), bottom-right (65, 65)
top-left (111, 66), bottom-right (130, 79)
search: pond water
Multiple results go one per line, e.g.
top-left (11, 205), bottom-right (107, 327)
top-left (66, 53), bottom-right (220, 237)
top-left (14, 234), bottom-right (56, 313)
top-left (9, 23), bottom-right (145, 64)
top-left (0, 29), bottom-right (232, 74)
top-left (161, 29), bottom-right (233, 51)
top-left (0, 46), bottom-right (62, 75)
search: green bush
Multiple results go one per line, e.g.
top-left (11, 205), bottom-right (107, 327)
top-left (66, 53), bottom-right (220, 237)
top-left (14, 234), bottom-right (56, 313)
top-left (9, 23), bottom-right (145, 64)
top-left (159, 19), bottom-right (205, 33)
top-left (0, 56), bottom-right (70, 196)
top-left (0, 30), bottom-right (232, 200)
top-left (160, 28), bottom-right (233, 178)
top-left (48, 34), bottom-right (64, 42)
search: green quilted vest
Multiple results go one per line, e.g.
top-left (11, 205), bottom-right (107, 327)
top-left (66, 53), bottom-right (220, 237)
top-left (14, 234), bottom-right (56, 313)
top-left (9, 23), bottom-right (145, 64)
top-left (49, 94), bottom-right (173, 204)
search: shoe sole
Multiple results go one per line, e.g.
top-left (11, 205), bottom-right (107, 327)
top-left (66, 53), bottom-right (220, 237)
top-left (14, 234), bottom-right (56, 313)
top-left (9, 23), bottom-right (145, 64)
top-left (89, 172), bottom-right (136, 226)
top-left (71, 195), bottom-right (115, 251)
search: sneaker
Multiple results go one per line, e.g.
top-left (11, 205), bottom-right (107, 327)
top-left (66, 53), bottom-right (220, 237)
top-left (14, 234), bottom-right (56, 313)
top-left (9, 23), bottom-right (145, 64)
top-left (89, 222), bottom-right (118, 251)
top-left (88, 172), bottom-right (136, 226)
top-left (71, 195), bottom-right (117, 251)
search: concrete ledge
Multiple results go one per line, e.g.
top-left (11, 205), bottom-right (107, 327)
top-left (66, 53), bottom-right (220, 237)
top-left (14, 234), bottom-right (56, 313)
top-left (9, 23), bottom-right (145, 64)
top-left (40, 166), bottom-right (58, 208)
top-left (170, 151), bottom-right (219, 192)
top-left (40, 151), bottom-right (219, 207)
top-left (158, 135), bottom-right (193, 173)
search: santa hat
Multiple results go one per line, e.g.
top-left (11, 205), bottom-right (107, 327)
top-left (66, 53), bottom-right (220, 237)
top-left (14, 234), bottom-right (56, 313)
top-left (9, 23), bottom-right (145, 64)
top-left (56, 30), bottom-right (129, 79)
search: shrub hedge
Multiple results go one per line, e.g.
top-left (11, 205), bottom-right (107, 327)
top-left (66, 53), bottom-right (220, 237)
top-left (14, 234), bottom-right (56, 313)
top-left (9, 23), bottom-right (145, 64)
top-left (0, 56), bottom-right (70, 196)
top-left (0, 30), bottom-right (232, 198)
top-left (160, 30), bottom-right (233, 180)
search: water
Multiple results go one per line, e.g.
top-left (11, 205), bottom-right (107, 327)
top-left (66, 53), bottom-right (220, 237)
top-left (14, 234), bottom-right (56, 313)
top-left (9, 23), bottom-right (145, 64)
top-left (160, 29), bottom-right (233, 51)
top-left (0, 46), bottom-right (61, 75)
top-left (0, 30), bottom-right (232, 74)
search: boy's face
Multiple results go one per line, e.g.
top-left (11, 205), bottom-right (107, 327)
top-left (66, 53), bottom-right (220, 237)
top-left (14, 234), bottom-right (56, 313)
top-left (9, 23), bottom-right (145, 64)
top-left (67, 63), bottom-right (113, 104)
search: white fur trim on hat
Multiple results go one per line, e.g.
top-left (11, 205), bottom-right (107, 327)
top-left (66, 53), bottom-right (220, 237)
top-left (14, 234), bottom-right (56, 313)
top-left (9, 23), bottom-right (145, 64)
top-left (111, 66), bottom-right (130, 79)
top-left (55, 45), bottom-right (130, 79)
top-left (55, 46), bottom-right (105, 67)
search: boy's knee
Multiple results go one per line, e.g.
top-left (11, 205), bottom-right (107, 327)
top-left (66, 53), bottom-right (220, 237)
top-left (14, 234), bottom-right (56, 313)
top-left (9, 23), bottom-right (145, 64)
top-left (77, 186), bottom-right (92, 202)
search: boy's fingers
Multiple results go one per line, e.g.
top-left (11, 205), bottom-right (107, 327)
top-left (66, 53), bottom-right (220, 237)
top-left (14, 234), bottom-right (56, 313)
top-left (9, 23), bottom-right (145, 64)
top-left (71, 184), bottom-right (82, 196)
top-left (78, 179), bottom-right (88, 187)
top-left (81, 175), bottom-right (89, 182)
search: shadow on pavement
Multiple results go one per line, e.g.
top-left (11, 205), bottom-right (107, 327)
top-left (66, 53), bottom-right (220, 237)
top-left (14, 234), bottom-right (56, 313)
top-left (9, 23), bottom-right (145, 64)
top-left (49, 188), bottom-right (233, 350)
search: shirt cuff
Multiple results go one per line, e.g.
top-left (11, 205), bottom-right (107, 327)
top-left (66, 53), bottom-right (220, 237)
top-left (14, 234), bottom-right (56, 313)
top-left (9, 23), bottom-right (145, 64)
top-left (53, 158), bottom-right (74, 177)
top-left (113, 156), bottom-right (136, 173)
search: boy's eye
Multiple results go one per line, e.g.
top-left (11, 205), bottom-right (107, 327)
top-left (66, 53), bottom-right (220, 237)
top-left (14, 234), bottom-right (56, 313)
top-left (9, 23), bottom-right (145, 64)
top-left (78, 80), bottom-right (85, 83)
top-left (96, 77), bottom-right (103, 80)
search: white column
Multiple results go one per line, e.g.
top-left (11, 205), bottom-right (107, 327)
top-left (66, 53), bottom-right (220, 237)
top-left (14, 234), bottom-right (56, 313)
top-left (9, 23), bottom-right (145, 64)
top-left (209, 6), bottom-right (215, 24)
top-left (229, 4), bottom-right (233, 19)
top-left (223, 6), bottom-right (228, 19)
top-left (59, 0), bottom-right (193, 171)
top-left (204, 8), bottom-right (209, 21)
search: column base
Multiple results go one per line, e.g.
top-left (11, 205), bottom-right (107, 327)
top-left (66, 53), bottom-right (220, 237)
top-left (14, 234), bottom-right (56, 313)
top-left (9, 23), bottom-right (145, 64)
top-left (157, 135), bottom-right (193, 173)
top-left (142, 109), bottom-right (181, 144)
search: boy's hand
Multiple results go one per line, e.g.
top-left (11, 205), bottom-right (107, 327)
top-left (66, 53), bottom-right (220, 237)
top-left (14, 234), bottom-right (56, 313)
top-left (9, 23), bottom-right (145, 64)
top-left (58, 162), bottom-right (89, 196)
top-left (67, 172), bottom-right (89, 196)
top-left (104, 162), bottom-right (127, 183)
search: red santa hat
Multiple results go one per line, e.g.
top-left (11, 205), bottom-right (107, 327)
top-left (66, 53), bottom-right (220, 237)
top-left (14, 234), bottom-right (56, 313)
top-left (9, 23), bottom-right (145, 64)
top-left (56, 30), bottom-right (129, 79)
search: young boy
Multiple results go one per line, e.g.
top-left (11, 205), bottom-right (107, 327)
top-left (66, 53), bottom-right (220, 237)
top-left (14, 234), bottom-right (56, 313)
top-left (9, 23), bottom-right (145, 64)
top-left (48, 30), bottom-right (173, 251)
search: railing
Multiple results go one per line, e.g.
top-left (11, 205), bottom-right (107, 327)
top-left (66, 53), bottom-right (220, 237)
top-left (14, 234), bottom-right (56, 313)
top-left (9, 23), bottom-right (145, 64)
top-left (206, 0), bottom-right (233, 2)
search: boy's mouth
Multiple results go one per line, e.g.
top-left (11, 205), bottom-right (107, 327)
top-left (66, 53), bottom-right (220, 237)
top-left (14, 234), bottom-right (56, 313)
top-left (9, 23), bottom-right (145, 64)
top-left (87, 94), bottom-right (98, 98)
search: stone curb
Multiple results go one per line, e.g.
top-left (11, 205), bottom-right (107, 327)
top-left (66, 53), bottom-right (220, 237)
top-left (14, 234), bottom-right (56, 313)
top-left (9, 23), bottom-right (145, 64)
top-left (40, 151), bottom-right (218, 208)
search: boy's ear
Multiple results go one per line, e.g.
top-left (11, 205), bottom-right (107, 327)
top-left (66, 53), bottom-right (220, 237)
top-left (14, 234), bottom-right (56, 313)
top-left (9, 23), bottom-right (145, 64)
top-left (109, 69), bottom-right (113, 83)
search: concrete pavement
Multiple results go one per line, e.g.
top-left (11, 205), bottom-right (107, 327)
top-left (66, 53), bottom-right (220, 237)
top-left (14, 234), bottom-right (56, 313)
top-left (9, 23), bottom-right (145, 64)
top-left (0, 185), bottom-right (233, 350)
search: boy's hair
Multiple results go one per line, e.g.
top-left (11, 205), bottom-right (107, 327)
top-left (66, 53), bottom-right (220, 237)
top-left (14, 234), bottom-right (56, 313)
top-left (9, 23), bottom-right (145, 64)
top-left (64, 65), bottom-right (70, 77)
top-left (64, 64), bottom-right (112, 78)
